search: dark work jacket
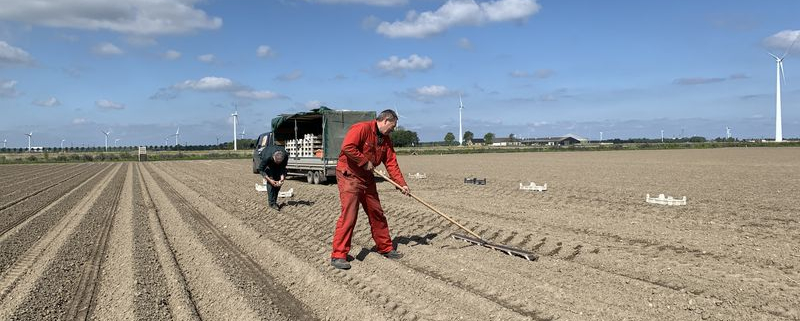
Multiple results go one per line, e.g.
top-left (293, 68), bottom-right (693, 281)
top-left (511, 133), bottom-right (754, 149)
top-left (258, 145), bottom-right (288, 178)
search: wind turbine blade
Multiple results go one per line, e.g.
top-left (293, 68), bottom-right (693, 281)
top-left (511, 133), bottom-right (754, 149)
top-left (768, 52), bottom-right (780, 60)
top-left (780, 61), bottom-right (786, 85)
top-left (780, 33), bottom-right (800, 59)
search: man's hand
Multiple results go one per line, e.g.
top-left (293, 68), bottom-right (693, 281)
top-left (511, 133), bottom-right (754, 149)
top-left (399, 185), bottom-right (410, 196)
top-left (363, 161), bottom-right (375, 171)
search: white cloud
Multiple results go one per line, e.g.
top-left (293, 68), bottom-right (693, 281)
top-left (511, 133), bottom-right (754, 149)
top-left (0, 0), bottom-right (222, 36)
top-left (163, 49), bottom-right (181, 60)
top-left (376, 0), bottom-right (541, 38)
top-left (405, 85), bottom-right (457, 101)
top-left (763, 29), bottom-right (800, 54)
top-left (92, 42), bottom-right (123, 55)
top-left (33, 97), bottom-right (61, 107)
top-left (96, 99), bottom-right (125, 110)
top-left (176, 76), bottom-right (235, 91)
top-left (276, 70), bottom-right (303, 82)
top-left (0, 41), bottom-right (34, 66)
top-left (234, 90), bottom-right (281, 100)
top-left (151, 76), bottom-right (284, 101)
top-left (0, 80), bottom-right (21, 97)
top-left (307, 0), bottom-right (407, 6)
top-left (197, 54), bottom-right (215, 63)
top-left (376, 54), bottom-right (433, 75)
top-left (256, 45), bottom-right (275, 58)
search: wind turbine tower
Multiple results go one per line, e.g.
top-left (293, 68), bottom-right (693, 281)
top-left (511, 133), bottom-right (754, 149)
top-left (3, 138), bottom-right (6, 148)
top-left (101, 129), bottom-right (111, 152)
top-left (231, 107), bottom-right (239, 151)
top-left (61, 139), bottom-right (65, 149)
top-left (458, 95), bottom-right (464, 146)
top-left (239, 126), bottom-right (246, 140)
top-left (599, 131), bottom-right (603, 142)
top-left (115, 138), bottom-right (120, 148)
top-left (726, 127), bottom-right (732, 139)
top-left (770, 35), bottom-right (799, 142)
top-left (174, 127), bottom-right (180, 146)
top-left (25, 132), bottom-right (32, 152)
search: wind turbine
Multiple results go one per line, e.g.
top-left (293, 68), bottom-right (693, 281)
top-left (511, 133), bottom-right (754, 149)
top-left (25, 132), bottom-right (32, 152)
top-left (61, 139), bottom-right (65, 149)
top-left (231, 105), bottom-right (239, 151)
top-left (101, 129), bottom-right (111, 151)
top-left (174, 127), bottom-right (180, 146)
top-left (3, 138), bottom-right (6, 148)
top-left (599, 131), bottom-right (603, 142)
top-left (768, 34), bottom-right (799, 143)
top-left (239, 126), bottom-right (246, 140)
top-left (726, 126), bottom-right (732, 139)
top-left (114, 138), bottom-right (120, 148)
top-left (458, 95), bottom-right (464, 146)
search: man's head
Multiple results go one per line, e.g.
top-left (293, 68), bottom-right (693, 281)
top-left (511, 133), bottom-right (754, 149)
top-left (272, 150), bottom-right (285, 163)
top-left (376, 109), bottom-right (398, 135)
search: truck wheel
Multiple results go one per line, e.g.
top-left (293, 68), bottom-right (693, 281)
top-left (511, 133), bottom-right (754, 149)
top-left (306, 171), bottom-right (314, 184)
top-left (313, 171), bottom-right (321, 185)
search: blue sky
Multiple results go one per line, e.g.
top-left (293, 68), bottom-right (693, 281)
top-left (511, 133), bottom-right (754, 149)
top-left (1, 0), bottom-right (799, 148)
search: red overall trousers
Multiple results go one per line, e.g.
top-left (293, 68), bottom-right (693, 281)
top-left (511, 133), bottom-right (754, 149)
top-left (330, 170), bottom-right (392, 259)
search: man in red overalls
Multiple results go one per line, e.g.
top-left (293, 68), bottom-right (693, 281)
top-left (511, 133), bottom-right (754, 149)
top-left (330, 109), bottom-right (410, 270)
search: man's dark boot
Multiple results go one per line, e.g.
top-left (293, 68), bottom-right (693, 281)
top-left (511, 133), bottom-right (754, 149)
top-left (331, 258), bottom-right (351, 270)
top-left (381, 250), bottom-right (403, 260)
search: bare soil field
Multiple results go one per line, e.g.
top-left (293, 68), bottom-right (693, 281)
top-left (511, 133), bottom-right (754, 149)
top-left (1, 147), bottom-right (798, 320)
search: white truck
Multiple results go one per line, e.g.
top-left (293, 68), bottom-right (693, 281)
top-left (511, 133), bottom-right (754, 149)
top-left (252, 107), bottom-right (375, 184)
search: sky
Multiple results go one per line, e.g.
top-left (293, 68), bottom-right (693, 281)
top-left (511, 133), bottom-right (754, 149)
top-left (1, 0), bottom-right (800, 148)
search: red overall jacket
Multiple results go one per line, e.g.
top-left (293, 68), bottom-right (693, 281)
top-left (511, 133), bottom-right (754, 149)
top-left (337, 120), bottom-right (407, 187)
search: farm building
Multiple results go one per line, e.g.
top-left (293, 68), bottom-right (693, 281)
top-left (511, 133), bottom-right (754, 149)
top-left (520, 134), bottom-right (588, 146)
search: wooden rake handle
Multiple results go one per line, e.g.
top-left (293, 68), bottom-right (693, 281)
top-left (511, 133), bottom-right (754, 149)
top-left (373, 170), bottom-right (483, 240)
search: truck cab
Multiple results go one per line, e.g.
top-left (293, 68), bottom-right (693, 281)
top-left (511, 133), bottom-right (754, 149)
top-left (252, 132), bottom-right (274, 174)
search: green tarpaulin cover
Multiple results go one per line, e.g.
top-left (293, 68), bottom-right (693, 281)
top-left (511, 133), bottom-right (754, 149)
top-left (270, 107), bottom-right (375, 159)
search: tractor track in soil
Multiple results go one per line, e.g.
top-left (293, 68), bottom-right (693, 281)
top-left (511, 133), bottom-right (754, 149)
top-left (155, 161), bottom-right (534, 320)
top-left (7, 163), bottom-right (126, 320)
top-left (0, 164), bottom-right (96, 213)
top-left (166, 157), bottom-right (798, 320)
top-left (0, 163), bottom-right (84, 197)
top-left (141, 163), bottom-right (316, 321)
top-left (0, 148), bottom-right (797, 320)
top-left (0, 164), bottom-right (108, 240)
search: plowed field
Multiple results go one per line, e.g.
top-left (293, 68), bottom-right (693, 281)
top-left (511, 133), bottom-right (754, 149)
top-left (1, 147), bottom-right (798, 320)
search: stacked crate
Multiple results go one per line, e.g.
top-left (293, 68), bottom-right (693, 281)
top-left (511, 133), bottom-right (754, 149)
top-left (285, 134), bottom-right (321, 157)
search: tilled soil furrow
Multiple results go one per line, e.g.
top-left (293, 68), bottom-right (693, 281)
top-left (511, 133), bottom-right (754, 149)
top-left (66, 170), bottom-right (125, 318)
top-left (91, 164), bottom-right (136, 320)
top-left (0, 164), bottom-right (93, 213)
top-left (0, 164), bottom-right (63, 186)
top-left (156, 162), bottom-right (535, 320)
top-left (383, 189), bottom-right (797, 319)
top-left (0, 164), bottom-right (112, 274)
top-left (137, 164), bottom-right (264, 320)
top-left (148, 163), bottom-right (397, 321)
top-left (0, 164), bottom-right (121, 320)
top-left (135, 164), bottom-right (199, 321)
top-left (0, 163), bottom-right (83, 196)
top-left (146, 164), bottom-right (317, 320)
